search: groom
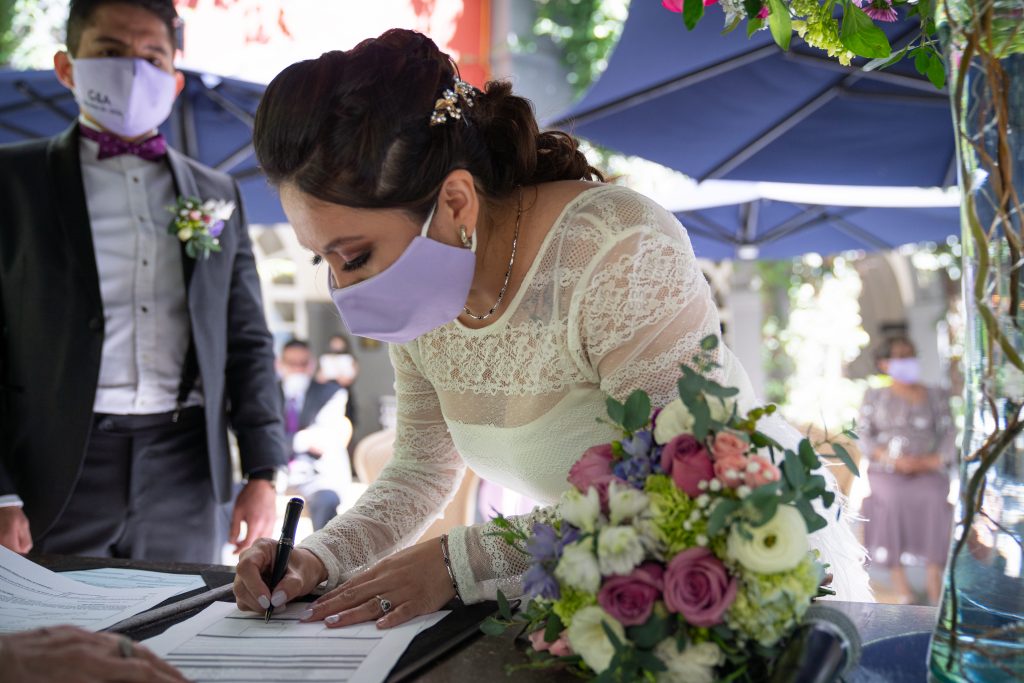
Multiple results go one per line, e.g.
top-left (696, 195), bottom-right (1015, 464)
top-left (0, 0), bottom-right (287, 561)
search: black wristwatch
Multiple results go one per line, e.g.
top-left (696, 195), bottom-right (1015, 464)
top-left (245, 468), bottom-right (277, 483)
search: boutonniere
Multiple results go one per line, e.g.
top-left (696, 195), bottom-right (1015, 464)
top-left (167, 196), bottom-right (235, 259)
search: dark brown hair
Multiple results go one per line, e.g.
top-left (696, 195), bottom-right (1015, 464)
top-left (67, 0), bottom-right (179, 55)
top-left (253, 29), bottom-right (603, 220)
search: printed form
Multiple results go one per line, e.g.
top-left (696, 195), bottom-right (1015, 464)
top-left (0, 546), bottom-right (182, 634)
top-left (146, 601), bottom-right (449, 682)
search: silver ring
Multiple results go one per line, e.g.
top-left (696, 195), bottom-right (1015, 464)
top-left (118, 636), bottom-right (135, 659)
top-left (376, 594), bottom-right (392, 615)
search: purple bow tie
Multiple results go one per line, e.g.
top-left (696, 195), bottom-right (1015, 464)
top-left (79, 124), bottom-right (168, 161)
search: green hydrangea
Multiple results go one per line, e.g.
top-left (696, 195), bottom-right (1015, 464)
top-left (552, 586), bottom-right (596, 627)
top-left (644, 475), bottom-right (709, 555)
top-left (725, 555), bottom-right (824, 647)
top-left (790, 0), bottom-right (857, 65)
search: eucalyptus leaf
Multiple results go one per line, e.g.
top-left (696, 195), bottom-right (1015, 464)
top-left (863, 44), bottom-right (908, 71)
top-left (497, 590), bottom-right (513, 620)
top-left (708, 499), bottom-right (741, 536)
top-left (798, 439), bottom-right (818, 469)
top-left (783, 450), bottom-right (807, 488)
top-left (700, 334), bottom-right (720, 351)
top-left (606, 396), bottom-right (626, 426)
top-left (839, 1), bottom-right (892, 58)
top-left (623, 390), bottom-right (652, 432)
top-left (746, 18), bottom-right (765, 37)
top-left (796, 498), bottom-right (827, 532)
top-left (683, 0), bottom-right (705, 30)
top-left (635, 650), bottom-right (669, 673)
top-left (830, 443), bottom-right (860, 477)
top-left (767, 0), bottom-right (792, 51)
top-left (480, 617), bottom-right (508, 637)
top-left (544, 614), bottom-right (565, 643)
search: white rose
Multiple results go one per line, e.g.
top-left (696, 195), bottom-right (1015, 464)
top-left (176, 227), bottom-right (193, 242)
top-left (566, 606), bottom-right (625, 674)
top-left (727, 504), bottom-right (809, 574)
top-left (708, 396), bottom-right (737, 423)
top-left (654, 639), bottom-right (724, 683)
top-left (653, 399), bottom-right (695, 444)
top-left (561, 487), bottom-right (601, 532)
top-left (608, 481), bottom-right (649, 525)
top-left (202, 198), bottom-right (236, 222)
top-left (597, 526), bottom-right (645, 576)
top-left (555, 541), bottom-right (601, 593)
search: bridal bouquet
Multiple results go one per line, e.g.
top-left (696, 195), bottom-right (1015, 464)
top-left (484, 336), bottom-right (857, 682)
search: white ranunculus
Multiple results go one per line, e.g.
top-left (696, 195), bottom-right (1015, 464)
top-left (653, 639), bottom-right (724, 683)
top-left (177, 227), bottom-right (193, 242)
top-left (555, 541), bottom-right (601, 593)
top-left (597, 526), bottom-right (645, 576)
top-left (567, 606), bottom-right (625, 674)
top-left (653, 399), bottom-right (695, 444)
top-left (608, 481), bottom-right (649, 525)
top-left (708, 396), bottom-right (737, 423)
top-left (202, 198), bottom-right (236, 222)
top-left (561, 487), bottom-right (601, 533)
top-left (727, 504), bottom-right (809, 574)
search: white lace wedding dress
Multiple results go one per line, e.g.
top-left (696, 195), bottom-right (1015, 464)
top-left (299, 184), bottom-right (873, 604)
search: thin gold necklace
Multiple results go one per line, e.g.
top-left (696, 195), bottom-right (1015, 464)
top-left (463, 188), bottom-right (523, 321)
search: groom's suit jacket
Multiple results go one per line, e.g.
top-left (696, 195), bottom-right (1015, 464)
top-left (0, 124), bottom-right (288, 539)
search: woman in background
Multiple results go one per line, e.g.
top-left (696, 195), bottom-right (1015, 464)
top-left (859, 336), bottom-right (955, 604)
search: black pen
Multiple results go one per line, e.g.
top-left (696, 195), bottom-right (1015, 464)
top-left (264, 496), bottom-right (304, 623)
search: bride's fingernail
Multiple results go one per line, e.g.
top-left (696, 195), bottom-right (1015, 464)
top-left (257, 595), bottom-right (270, 610)
top-left (300, 608), bottom-right (314, 620)
top-left (270, 591), bottom-right (287, 607)
top-left (325, 614), bottom-right (340, 625)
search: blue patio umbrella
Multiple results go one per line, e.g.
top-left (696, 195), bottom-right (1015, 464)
top-left (653, 180), bottom-right (961, 260)
top-left (552, 2), bottom-right (954, 188)
top-left (0, 68), bottom-right (285, 224)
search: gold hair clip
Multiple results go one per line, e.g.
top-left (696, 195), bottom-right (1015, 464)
top-left (429, 78), bottom-right (476, 126)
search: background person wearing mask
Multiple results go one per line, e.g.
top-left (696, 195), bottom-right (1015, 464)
top-left (858, 336), bottom-right (956, 604)
top-left (0, 0), bottom-right (287, 561)
top-left (280, 339), bottom-right (352, 530)
top-left (317, 333), bottom-right (359, 430)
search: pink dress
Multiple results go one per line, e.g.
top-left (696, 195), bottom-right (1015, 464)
top-left (858, 386), bottom-right (956, 567)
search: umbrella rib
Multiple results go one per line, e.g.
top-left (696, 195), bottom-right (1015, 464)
top-left (755, 205), bottom-right (862, 244)
top-left (215, 142), bottom-right (256, 173)
top-left (678, 211), bottom-right (740, 243)
top-left (836, 89), bottom-right (948, 107)
top-left (828, 215), bottom-right (896, 251)
top-left (0, 119), bottom-right (43, 139)
top-left (11, 80), bottom-right (75, 122)
top-left (782, 51), bottom-right (946, 95)
top-left (201, 86), bottom-right (256, 127)
top-left (549, 44), bottom-right (778, 128)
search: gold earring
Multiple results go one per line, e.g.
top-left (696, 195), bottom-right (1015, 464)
top-left (459, 225), bottom-right (472, 248)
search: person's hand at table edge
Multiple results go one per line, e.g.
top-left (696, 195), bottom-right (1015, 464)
top-left (228, 479), bottom-right (277, 554)
top-left (0, 506), bottom-right (33, 553)
top-left (234, 541), bottom-right (328, 613)
top-left (0, 626), bottom-right (187, 683)
top-left (299, 537), bottom-right (455, 630)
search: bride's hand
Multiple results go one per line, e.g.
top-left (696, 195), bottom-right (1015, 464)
top-left (300, 538), bottom-right (455, 629)
top-left (233, 541), bottom-right (327, 612)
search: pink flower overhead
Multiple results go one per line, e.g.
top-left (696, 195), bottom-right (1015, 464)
top-left (854, 0), bottom-right (898, 22)
top-left (662, 0), bottom-right (718, 11)
top-left (661, 435), bottom-right (714, 497)
top-left (597, 563), bottom-right (664, 626)
top-left (663, 547), bottom-right (737, 627)
top-left (568, 443), bottom-right (625, 506)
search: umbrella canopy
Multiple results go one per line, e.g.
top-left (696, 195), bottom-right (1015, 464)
top-left (648, 180), bottom-right (960, 260)
top-left (0, 68), bottom-right (285, 224)
top-left (553, 3), bottom-right (954, 188)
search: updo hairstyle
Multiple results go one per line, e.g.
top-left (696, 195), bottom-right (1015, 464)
top-left (253, 28), bottom-right (603, 220)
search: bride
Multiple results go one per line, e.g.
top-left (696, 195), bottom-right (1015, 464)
top-left (233, 28), bottom-right (872, 628)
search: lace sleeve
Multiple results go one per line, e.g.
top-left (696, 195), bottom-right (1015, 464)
top-left (298, 343), bottom-right (466, 589)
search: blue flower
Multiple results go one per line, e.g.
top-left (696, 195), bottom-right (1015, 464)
top-left (622, 430), bottom-right (654, 459)
top-left (523, 564), bottom-right (560, 599)
top-left (613, 431), bottom-right (664, 488)
top-left (526, 523), bottom-right (560, 563)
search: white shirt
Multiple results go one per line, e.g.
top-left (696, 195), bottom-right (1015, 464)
top-left (79, 121), bottom-right (201, 415)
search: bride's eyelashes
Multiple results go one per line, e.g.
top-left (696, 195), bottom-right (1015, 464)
top-left (341, 252), bottom-right (371, 272)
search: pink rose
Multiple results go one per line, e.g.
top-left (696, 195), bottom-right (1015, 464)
top-left (188, 209), bottom-right (202, 221)
top-left (661, 435), bottom-right (714, 497)
top-left (568, 444), bottom-right (623, 506)
top-left (744, 454), bottom-right (781, 488)
top-left (713, 432), bottom-right (749, 489)
top-left (529, 628), bottom-right (572, 657)
top-left (663, 548), bottom-right (737, 627)
top-left (597, 563), bottom-right (664, 626)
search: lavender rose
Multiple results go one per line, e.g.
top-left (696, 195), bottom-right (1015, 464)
top-left (660, 435), bottom-right (714, 497)
top-left (597, 563), bottom-right (664, 626)
top-left (663, 548), bottom-right (737, 627)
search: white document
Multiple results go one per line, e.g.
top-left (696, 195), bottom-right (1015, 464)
top-left (61, 567), bottom-right (206, 596)
top-left (0, 546), bottom-right (182, 634)
top-left (146, 602), bottom-right (449, 682)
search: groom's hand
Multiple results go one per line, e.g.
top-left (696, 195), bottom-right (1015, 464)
top-left (0, 507), bottom-right (32, 553)
top-left (229, 480), bottom-right (277, 554)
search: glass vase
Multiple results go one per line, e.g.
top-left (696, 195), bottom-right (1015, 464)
top-left (928, 1), bottom-right (1024, 680)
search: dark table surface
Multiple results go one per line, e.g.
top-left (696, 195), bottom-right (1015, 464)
top-left (32, 554), bottom-right (939, 682)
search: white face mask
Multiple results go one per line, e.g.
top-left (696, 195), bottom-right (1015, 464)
top-left (282, 373), bottom-right (311, 399)
top-left (70, 57), bottom-right (177, 138)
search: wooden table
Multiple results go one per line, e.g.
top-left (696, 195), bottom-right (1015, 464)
top-left (33, 554), bottom-right (938, 682)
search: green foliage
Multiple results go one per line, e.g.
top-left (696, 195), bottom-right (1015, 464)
top-left (767, 0), bottom-right (793, 50)
top-left (838, 0), bottom-right (892, 58)
top-left (531, 0), bottom-right (628, 95)
top-left (683, 0), bottom-right (705, 30)
top-left (0, 0), bottom-right (15, 66)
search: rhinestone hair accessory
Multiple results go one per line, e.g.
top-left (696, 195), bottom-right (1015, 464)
top-left (429, 78), bottom-right (476, 126)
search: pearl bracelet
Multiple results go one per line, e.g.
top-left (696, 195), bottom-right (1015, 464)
top-left (439, 534), bottom-right (462, 603)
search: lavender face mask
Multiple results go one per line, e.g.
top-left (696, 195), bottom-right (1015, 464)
top-left (71, 57), bottom-right (177, 138)
top-left (330, 204), bottom-right (476, 344)
top-left (887, 358), bottom-right (921, 384)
